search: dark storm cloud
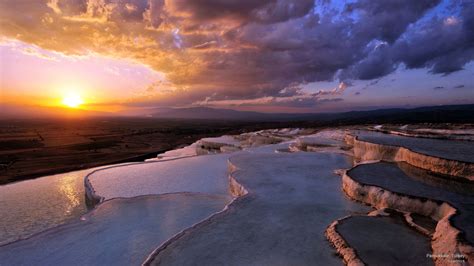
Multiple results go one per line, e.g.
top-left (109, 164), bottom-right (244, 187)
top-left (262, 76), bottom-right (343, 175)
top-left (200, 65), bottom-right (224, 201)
top-left (167, 0), bottom-right (314, 24)
top-left (233, 0), bottom-right (442, 83)
top-left (432, 84), bottom-right (466, 90)
top-left (347, 2), bottom-right (474, 79)
top-left (346, 0), bottom-right (440, 43)
top-left (1, 0), bottom-right (474, 108)
top-left (358, 79), bottom-right (381, 90)
top-left (51, 0), bottom-right (87, 15)
top-left (392, 4), bottom-right (474, 75)
top-left (342, 44), bottom-right (396, 80)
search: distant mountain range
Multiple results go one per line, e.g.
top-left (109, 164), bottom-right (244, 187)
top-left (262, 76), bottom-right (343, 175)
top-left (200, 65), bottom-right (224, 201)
top-left (0, 104), bottom-right (110, 119)
top-left (2, 103), bottom-right (474, 124)
top-left (148, 107), bottom-right (275, 120)
top-left (148, 104), bottom-right (474, 124)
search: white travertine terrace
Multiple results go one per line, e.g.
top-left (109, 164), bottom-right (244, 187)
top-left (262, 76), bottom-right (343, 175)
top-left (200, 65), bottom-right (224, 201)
top-left (87, 155), bottom-right (231, 202)
top-left (290, 129), bottom-right (351, 154)
top-left (346, 132), bottom-right (474, 180)
top-left (145, 152), bottom-right (370, 265)
top-left (342, 170), bottom-right (473, 265)
top-left (326, 210), bottom-right (434, 266)
top-left (85, 128), bottom-right (313, 203)
top-left (374, 125), bottom-right (474, 141)
top-left (0, 194), bottom-right (229, 266)
top-left (325, 217), bottom-right (365, 266)
top-left (338, 130), bottom-right (474, 265)
top-left (0, 162), bottom-right (139, 246)
top-left (199, 135), bottom-right (241, 148)
top-left (2, 128), bottom-right (314, 266)
top-left (145, 128), bottom-right (308, 162)
top-left (322, 129), bottom-right (474, 266)
top-left (147, 142), bottom-right (200, 160)
top-left (2, 126), bottom-right (472, 266)
top-left (80, 128), bottom-right (474, 265)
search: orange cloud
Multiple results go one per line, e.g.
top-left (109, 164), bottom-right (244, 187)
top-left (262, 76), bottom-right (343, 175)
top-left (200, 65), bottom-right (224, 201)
top-left (1, 0), bottom-right (472, 112)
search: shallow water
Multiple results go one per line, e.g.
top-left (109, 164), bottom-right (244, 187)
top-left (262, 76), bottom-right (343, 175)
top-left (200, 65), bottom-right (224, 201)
top-left (200, 135), bottom-right (240, 146)
top-left (1, 128), bottom-right (466, 265)
top-left (0, 168), bottom-right (90, 245)
top-left (348, 162), bottom-right (474, 244)
top-left (354, 130), bottom-right (474, 162)
top-left (0, 140), bottom-right (287, 246)
top-left (0, 193), bottom-right (229, 266)
top-left (89, 154), bottom-right (232, 200)
top-left (0, 163), bottom-right (137, 245)
top-left (337, 215), bottom-right (433, 266)
top-left (150, 152), bottom-right (372, 266)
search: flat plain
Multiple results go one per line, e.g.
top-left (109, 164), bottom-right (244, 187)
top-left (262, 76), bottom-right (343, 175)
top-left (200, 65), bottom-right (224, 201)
top-left (0, 118), bottom-right (288, 184)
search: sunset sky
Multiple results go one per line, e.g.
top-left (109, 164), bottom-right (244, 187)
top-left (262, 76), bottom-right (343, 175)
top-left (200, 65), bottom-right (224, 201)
top-left (1, 0), bottom-right (473, 115)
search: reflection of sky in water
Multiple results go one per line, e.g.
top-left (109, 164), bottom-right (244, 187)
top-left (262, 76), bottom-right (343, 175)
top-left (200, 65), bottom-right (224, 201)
top-left (0, 194), bottom-right (230, 265)
top-left (0, 169), bottom-right (91, 245)
top-left (58, 174), bottom-right (81, 215)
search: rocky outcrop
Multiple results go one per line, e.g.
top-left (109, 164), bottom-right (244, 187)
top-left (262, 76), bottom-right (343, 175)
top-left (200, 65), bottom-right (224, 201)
top-left (347, 134), bottom-right (474, 181)
top-left (325, 218), bottom-right (365, 266)
top-left (342, 172), bottom-right (448, 219)
top-left (197, 136), bottom-right (240, 154)
top-left (342, 171), bottom-right (473, 265)
top-left (326, 210), bottom-right (435, 266)
top-left (395, 147), bottom-right (473, 180)
top-left (374, 128), bottom-right (474, 141)
top-left (145, 152), bottom-right (369, 266)
top-left (84, 173), bottom-right (103, 207)
top-left (240, 134), bottom-right (283, 147)
top-left (432, 207), bottom-right (474, 266)
top-left (403, 213), bottom-right (435, 236)
top-left (227, 160), bottom-right (248, 198)
top-left (143, 159), bottom-right (250, 266)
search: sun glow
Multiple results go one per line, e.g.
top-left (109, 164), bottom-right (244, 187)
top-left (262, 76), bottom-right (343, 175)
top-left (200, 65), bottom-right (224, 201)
top-left (62, 92), bottom-right (84, 108)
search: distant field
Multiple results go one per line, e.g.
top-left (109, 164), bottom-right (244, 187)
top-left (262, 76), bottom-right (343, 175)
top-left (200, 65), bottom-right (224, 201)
top-left (2, 105), bottom-right (473, 185)
top-left (0, 117), bottom-right (293, 184)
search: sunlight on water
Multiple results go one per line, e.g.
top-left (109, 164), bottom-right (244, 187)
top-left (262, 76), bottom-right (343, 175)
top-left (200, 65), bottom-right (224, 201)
top-left (0, 169), bottom-right (91, 245)
top-left (58, 174), bottom-right (81, 215)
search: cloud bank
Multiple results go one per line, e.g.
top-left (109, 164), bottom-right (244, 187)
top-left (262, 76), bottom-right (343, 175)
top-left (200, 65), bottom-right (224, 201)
top-left (1, 0), bottom-right (473, 108)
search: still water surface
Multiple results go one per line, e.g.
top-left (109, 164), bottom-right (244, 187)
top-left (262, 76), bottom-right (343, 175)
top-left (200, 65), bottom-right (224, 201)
top-left (0, 168), bottom-right (96, 245)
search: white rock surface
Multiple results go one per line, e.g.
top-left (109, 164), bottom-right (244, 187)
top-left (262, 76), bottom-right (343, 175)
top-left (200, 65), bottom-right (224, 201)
top-left (150, 142), bottom-right (200, 160)
top-left (199, 135), bottom-right (240, 147)
top-left (87, 128), bottom-right (310, 201)
top-left (349, 131), bottom-right (474, 180)
top-left (343, 163), bottom-right (474, 265)
top-left (0, 193), bottom-right (229, 266)
top-left (147, 152), bottom-right (370, 266)
top-left (88, 154), bottom-right (232, 200)
top-left (0, 162), bottom-right (136, 245)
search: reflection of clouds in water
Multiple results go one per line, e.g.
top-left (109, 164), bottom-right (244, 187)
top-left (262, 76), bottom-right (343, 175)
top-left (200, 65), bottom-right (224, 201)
top-left (1, 169), bottom-right (89, 245)
top-left (58, 174), bottom-right (81, 215)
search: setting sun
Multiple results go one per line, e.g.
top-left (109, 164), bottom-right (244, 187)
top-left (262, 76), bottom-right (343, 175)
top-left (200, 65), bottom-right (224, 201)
top-left (62, 92), bottom-right (84, 108)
